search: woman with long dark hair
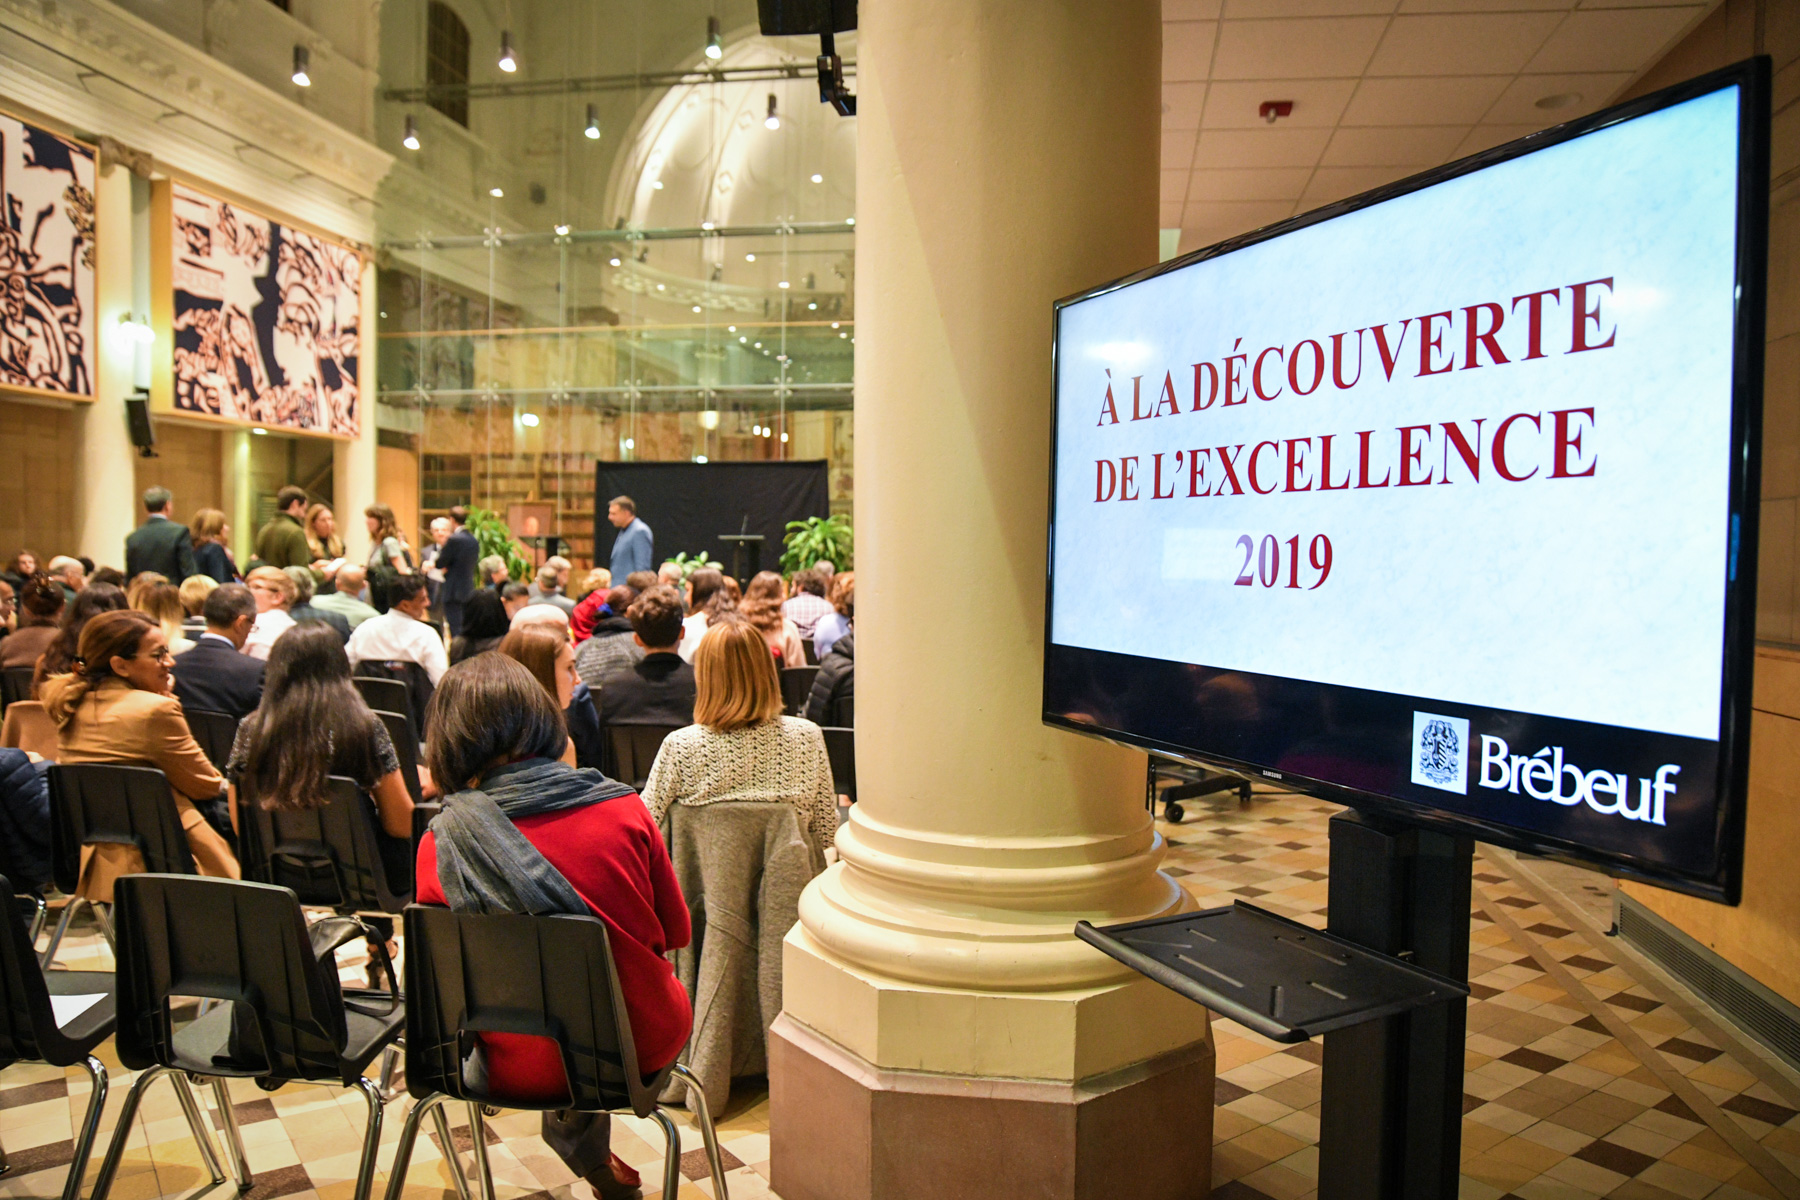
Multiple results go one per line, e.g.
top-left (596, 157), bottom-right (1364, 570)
top-left (414, 654), bottom-right (689, 1200)
top-left (677, 568), bottom-right (731, 663)
top-left (225, 622), bottom-right (414, 985)
top-left (41, 609), bottom-right (236, 899)
top-left (31, 582), bottom-right (128, 696)
top-left (449, 588), bottom-right (510, 664)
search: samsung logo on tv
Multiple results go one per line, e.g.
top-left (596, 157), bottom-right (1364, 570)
top-left (1410, 714), bottom-right (1679, 825)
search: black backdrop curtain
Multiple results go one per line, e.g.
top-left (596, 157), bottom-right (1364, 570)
top-left (594, 461), bottom-right (830, 580)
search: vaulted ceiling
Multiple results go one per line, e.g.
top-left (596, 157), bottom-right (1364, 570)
top-left (1161, 0), bottom-right (1719, 254)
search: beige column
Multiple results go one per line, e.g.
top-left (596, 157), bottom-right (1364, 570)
top-left (335, 255), bottom-right (381, 563)
top-left (770, 4), bottom-right (1212, 1198)
top-left (74, 156), bottom-right (142, 566)
top-left (222, 430), bottom-right (254, 565)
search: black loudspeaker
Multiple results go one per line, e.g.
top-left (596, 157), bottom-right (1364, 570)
top-left (125, 392), bottom-right (157, 458)
top-left (757, 0), bottom-right (855, 35)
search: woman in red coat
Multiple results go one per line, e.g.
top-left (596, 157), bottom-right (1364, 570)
top-left (415, 653), bottom-right (690, 1200)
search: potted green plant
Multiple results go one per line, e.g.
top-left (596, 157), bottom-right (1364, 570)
top-left (779, 513), bottom-right (853, 575)
top-left (464, 506), bottom-right (532, 581)
top-left (663, 551), bottom-right (725, 581)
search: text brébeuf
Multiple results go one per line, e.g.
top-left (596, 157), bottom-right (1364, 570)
top-left (1091, 278), bottom-right (1613, 503)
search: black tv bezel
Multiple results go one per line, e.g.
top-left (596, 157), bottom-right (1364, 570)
top-left (1042, 57), bottom-right (1770, 904)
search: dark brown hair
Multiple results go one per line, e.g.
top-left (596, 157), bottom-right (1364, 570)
top-left (37, 583), bottom-right (128, 684)
top-left (498, 624), bottom-right (566, 706)
top-left (43, 610), bottom-right (156, 727)
top-left (241, 623), bottom-right (384, 812)
top-left (830, 570), bottom-right (855, 618)
top-left (426, 654), bottom-right (568, 790)
top-left (17, 574), bottom-right (63, 624)
top-left (627, 585), bottom-right (685, 647)
top-left (740, 570), bottom-right (786, 636)
top-left (624, 570), bottom-right (657, 593)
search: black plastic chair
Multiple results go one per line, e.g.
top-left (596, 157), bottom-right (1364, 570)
top-left (374, 708), bottom-right (425, 807)
top-left (238, 775), bottom-right (413, 918)
top-left (821, 726), bottom-right (855, 805)
top-left (384, 905), bottom-right (729, 1200)
top-left (605, 723), bottom-right (682, 792)
top-left (801, 637), bottom-right (819, 666)
top-left (353, 663), bottom-right (434, 742)
top-left (92, 875), bottom-right (406, 1200)
top-left (0, 666), bottom-right (33, 713)
top-left (41, 764), bottom-right (198, 967)
top-left (183, 708), bottom-right (240, 773)
top-left (0, 873), bottom-right (127, 1200)
top-left (779, 666), bottom-right (819, 716)
top-left (353, 674), bottom-right (412, 728)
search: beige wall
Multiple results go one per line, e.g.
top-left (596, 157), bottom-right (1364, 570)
top-left (0, 399), bottom-right (79, 567)
top-left (1617, 0), bottom-right (1800, 1002)
top-left (376, 445), bottom-right (420, 550)
top-left (134, 422), bottom-right (223, 532)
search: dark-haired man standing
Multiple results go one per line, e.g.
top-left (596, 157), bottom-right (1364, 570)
top-left (606, 496), bottom-right (653, 582)
top-left (254, 486), bottom-right (314, 570)
top-left (125, 487), bottom-right (198, 582)
top-left (436, 505), bottom-right (480, 637)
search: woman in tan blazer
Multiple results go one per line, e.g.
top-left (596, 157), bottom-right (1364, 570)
top-left (40, 609), bottom-right (238, 901)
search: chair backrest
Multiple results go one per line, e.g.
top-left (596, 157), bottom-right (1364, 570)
top-left (352, 675), bottom-right (413, 732)
top-left (0, 666), bottom-right (34, 712)
top-left (48, 764), bottom-right (196, 895)
top-left (821, 726), bottom-right (855, 804)
top-left (353, 664), bottom-right (434, 741)
top-left (1, 872), bottom-right (87, 1067)
top-left (237, 775), bottom-right (411, 914)
top-left (779, 666), bottom-right (819, 716)
top-left (374, 709), bottom-right (425, 806)
top-left (605, 724), bottom-right (681, 792)
top-left (403, 904), bottom-right (664, 1116)
top-left (0, 700), bottom-right (58, 759)
top-left (183, 709), bottom-right (240, 773)
top-left (801, 638), bottom-right (819, 666)
top-left (111, 874), bottom-right (354, 1082)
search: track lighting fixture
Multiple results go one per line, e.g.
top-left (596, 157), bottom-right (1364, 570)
top-left (705, 16), bottom-right (723, 60)
top-left (402, 114), bottom-right (420, 150)
top-left (584, 104), bottom-right (600, 140)
top-left (498, 31), bottom-right (517, 73)
top-left (765, 94), bottom-right (780, 131)
top-left (291, 45), bottom-right (312, 87)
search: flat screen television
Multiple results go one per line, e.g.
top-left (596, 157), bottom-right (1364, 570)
top-left (1043, 59), bottom-right (1769, 903)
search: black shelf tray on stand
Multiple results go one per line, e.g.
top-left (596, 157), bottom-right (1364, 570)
top-left (1075, 901), bottom-right (1468, 1043)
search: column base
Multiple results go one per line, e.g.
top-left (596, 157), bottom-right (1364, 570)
top-left (769, 1012), bottom-right (1214, 1200)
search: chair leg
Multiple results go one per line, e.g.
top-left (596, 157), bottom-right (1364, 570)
top-left (668, 1064), bottom-right (729, 1200)
top-left (377, 1043), bottom-right (402, 1101)
top-left (348, 1075), bottom-right (385, 1200)
top-left (648, 1109), bottom-right (683, 1200)
top-left (90, 1066), bottom-right (225, 1200)
top-left (1, 1128), bottom-right (9, 1176)
top-left (380, 1092), bottom-right (451, 1200)
top-left (209, 1076), bottom-right (253, 1191)
top-left (430, 1098), bottom-right (473, 1200)
top-left (25, 894), bottom-right (48, 944)
top-left (60, 1056), bottom-right (109, 1200)
top-left (465, 1102), bottom-right (498, 1200)
top-left (39, 897), bottom-right (80, 968)
top-left (93, 902), bottom-right (116, 953)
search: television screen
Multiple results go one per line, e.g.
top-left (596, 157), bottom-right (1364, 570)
top-left (1043, 61), bottom-right (1768, 902)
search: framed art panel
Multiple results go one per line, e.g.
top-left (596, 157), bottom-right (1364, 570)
top-left (152, 179), bottom-right (361, 438)
top-left (0, 108), bottom-right (96, 400)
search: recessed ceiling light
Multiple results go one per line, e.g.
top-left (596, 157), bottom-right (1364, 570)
top-left (252, 426), bottom-right (268, 435)
top-left (489, 187), bottom-right (504, 198)
top-left (609, 256), bottom-right (622, 266)
top-left (810, 174), bottom-right (822, 184)
top-left (692, 305), bottom-right (702, 313)
top-left (745, 253), bottom-right (756, 262)
top-left (777, 280), bottom-right (790, 289)
top-left (727, 325), bottom-right (736, 332)
top-left (1535, 92), bottom-right (1581, 111)
top-left (652, 180), bottom-right (664, 190)
top-left (553, 224), bottom-right (570, 236)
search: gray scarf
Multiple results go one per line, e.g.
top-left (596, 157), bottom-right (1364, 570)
top-left (432, 758), bottom-right (637, 914)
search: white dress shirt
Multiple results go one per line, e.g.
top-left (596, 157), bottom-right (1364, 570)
top-left (346, 609), bottom-right (450, 684)
top-left (243, 608), bottom-right (296, 661)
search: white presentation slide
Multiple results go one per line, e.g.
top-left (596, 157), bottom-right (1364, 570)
top-left (1050, 87), bottom-right (1742, 742)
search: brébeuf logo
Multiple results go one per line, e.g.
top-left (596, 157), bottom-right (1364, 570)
top-left (1478, 735), bottom-right (1677, 824)
top-left (1411, 711), bottom-right (1469, 795)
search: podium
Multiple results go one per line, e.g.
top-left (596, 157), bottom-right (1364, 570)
top-left (718, 533), bottom-right (765, 585)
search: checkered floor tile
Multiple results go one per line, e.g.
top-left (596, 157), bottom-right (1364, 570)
top-left (5, 786), bottom-right (1797, 1199)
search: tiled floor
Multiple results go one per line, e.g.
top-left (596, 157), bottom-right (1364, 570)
top-left (5, 786), bottom-right (1799, 1200)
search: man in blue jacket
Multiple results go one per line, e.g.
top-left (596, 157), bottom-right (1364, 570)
top-left (607, 495), bottom-right (654, 581)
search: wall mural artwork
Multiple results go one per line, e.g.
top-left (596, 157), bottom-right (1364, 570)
top-left (169, 181), bottom-right (360, 436)
top-left (0, 111), bottom-right (96, 398)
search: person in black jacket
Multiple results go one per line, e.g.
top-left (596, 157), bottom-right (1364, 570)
top-left (283, 566), bottom-right (352, 644)
top-left (595, 586), bottom-right (696, 728)
top-left (190, 508), bottom-right (240, 584)
top-left (170, 584), bottom-right (265, 719)
top-left (0, 747), bottom-right (52, 893)
top-left (124, 487), bottom-right (198, 582)
top-left (805, 628), bottom-right (853, 728)
top-left (434, 505), bottom-right (480, 637)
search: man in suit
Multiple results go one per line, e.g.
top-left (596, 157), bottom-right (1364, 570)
top-left (170, 583), bottom-right (265, 719)
top-left (435, 505), bottom-right (480, 637)
top-left (124, 487), bottom-right (197, 582)
top-left (606, 495), bottom-right (653, 581)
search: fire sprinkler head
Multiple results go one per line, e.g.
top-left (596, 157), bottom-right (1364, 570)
top-left (1259, 100), bottom-right (1294, 124)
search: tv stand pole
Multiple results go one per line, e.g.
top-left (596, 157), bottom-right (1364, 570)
top-left (1318, 810), bottom-right (1473, 1200)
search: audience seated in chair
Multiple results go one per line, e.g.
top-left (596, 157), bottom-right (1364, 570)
top-left (739, 571), bottom-right (806, 666)
top-left (448, 588), bottom-right (510, 664)
top-left (177, 573), bottom-right (217, 637)
top-left (574, 586), bottom-right (644, 688)
top-left (676, 569), bottom-right (733, 664)
top-left (2, 574), bottom-right (63, 672)
top-left (39, 610), bottom-right (238, 900)
top-left (781, 568), bottom-right (834, 640)
top-left (644, 615), bottom-right (838, 860)
top-left (310, 563), bottom-right (381, 630)
top-left (414, 653), bottom-right (690, 1200)
top-left (133, 580), bottom-right (197, 657)
top-left (805, 574), bottom-right (855, 728)
top-left (283, 566), bottom-right (353, 644)
top-left (31, 583), bottom-right (128, 697)
top-left (346, 574), bottom-right (448, 685)
top-left (170, 584), bottom-right (265, 720)
top-left (243, 567), bottom-right (299, 661)
top-left (812, 569), bottom-right (854, 660)
top-left (225, 622), bottom-right (414, 988)
top-left (500, 623), bottom-right (603, 770)
top-left (596, 585), bottom-right (696, 729)
top-left (0, 746), bottom-right (52, 893)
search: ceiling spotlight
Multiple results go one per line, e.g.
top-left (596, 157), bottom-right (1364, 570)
top-left (292, 45), bottom-right (312, 87)
top-left (402, 114), bottom-right (420, 150)
top-left (252, 426), bottom-right (269, 436)
top-left (554, 223), bottom-right (570, 236)
top-left (498, 31), bottom-right (517, 73)
top-left (765, 94), bottom-right (780, 131)
top-left (609, 256), bottom-right (621, 266)
top-left (810, 173), bottom-right (822, 184)
top-left (652, 180), bottom-right (664, 190)
top-left (839, 331), bottom-right (847, 338)
top-left (656, 283), bottom-right (666, 291)
top-left (519, 412), bottom-right (540, 427)
top-left (584, 104), bottom-right (601, 139)
top-left (694, 455), bottom-right (709, 463)
top-left (780, 432), bottom-right (789, 443)
top-left (489, 187), bottom-right (504, 198)
top-left (739, 336), bottom-right (748, 343)
top-left (623, 437), bottom-right (636, 450)
top-left (699, 410), bottom-right (719, 429)
top-left (777, 280), bottom-right (790, 289)
top-left (705, 15), bottom-right (723, 60)
top-left (753, 341), bottom-right (762, 348)
top-left (692, 305), bottom-right (702, 313)
top-left (830, 322), bottom-right (840, 329)
top-left (745, 253), bottom-right (756, 262)
top-left (1258, 100), bottom-right (1294, 124)
top-left (845, 217), bottom-right (855, 226)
